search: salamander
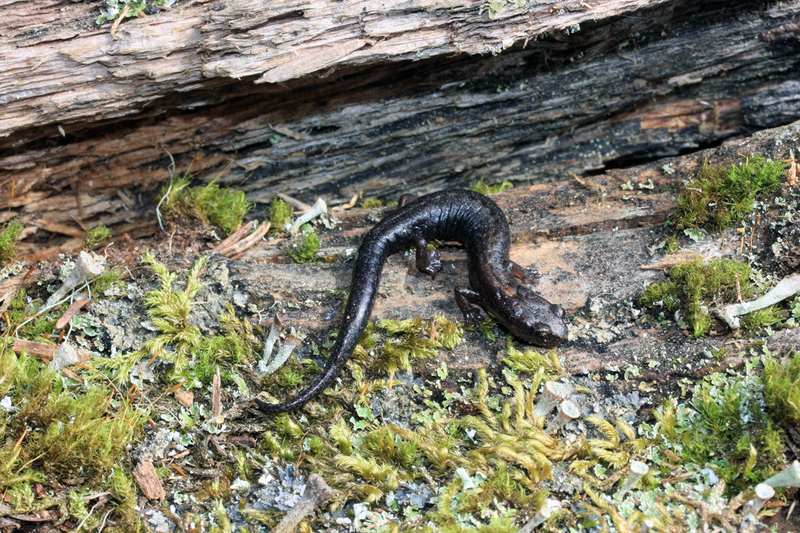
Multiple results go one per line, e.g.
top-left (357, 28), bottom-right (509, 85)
top-left (255, 189), bottom-right (568, 413)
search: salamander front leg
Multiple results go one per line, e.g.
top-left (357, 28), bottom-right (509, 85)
top-left (507, 261), bottom-right (541, 285)
top-left (454, 287), bottom-right (484, 328)
top-left (413, 236), bottom-right (442, 279)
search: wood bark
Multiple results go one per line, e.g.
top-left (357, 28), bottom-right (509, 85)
top-left (2, 0), bottom-right (800, 260)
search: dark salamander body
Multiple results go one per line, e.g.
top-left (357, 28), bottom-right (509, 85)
top-left (255, 189), bottom-right (568, 413)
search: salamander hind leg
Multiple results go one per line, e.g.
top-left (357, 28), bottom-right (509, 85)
top-left (413, 236), bottom-right (442, 279)
top-left (454, 287), bottom-right (484, 328)
top-left (508, 261), bottom-right (541, 285)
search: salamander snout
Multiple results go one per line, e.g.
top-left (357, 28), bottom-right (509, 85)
top-left (508, 298), bottom-right (568, 348)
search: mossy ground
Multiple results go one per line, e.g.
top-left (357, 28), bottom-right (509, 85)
top-left (2, 154), bottom-right (798, 531)
top-left (642, 154), bottom-right (794, 338)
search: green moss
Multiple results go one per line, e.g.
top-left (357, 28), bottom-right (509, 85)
top-left (502, 336), bottom-right (563, 376)
top-left (372, 316), bottom-right (463, 374)
top-left (269, 197), bottom-right (294, 231)
top-left (360, 198), bottom-right (383, 209)
top-left (664, 235), bottom-right (678, 254)
top-left (97, 0), bottom-right (172, 25)
top-left (657, 363), bottom-right (785, 496)
top-left (189, 304), bottom-right (260, 384)
top-left (139, 253), bottom-right (206, 372)
top-left (470, 178), bottom-right (514, 195)
top-left (641, 258), bottom-right (753, 336)
top-left (91, 269), bottom-right (123, 295)
top-left (6, 288), bottom-right (63, 343)
top-left (0, 349), bottom-right (144, 495)
top-left (763, 350), bottom-right (800, 425)
top-left (740, 305), bottom-right (783, 333)
top-left (210, 499), bottom-right (233, 533)
top-left (262, 357), bottom-right (318, 391)
top-left (289, 231), bottom-right (320, 263)
top-left (0, 218), bottom-right (23, 266)
top-left (674, 155), bottom-right (785, 233)
top-left (157, 177), bottom-right (253, 236)
top-left (95, 254), bottom-right (258, 385)
top-left (107, 468), bottom-right (143, 532)
top-left (83, 223), bottom-right (112, 248)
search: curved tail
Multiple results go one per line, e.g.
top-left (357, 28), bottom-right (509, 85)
top-left (255, 246), bottom-right (386, 413)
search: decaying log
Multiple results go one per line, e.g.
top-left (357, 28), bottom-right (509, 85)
top-left (2, 0), bottom-right (800, 260)
top-left (86, 121), bottom-right (800, 397)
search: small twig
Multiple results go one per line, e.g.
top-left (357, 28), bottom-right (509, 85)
top-left (786, 500), bottom-right (797, 521)
top-left (109, 4), bottom-right (130, 38)
top-left (212, 366), bottom-right (222, 419)
top-left (518, 505), bottom-right (552, 533)
top-left (271, 474), bottom-right (334, 533)
top-left (277, 193), bottom-right (312, 213)
top-left (331, 192), bottom-right (360, 212)
top-left (222, 222), bottom-right (270, 258)
top-left (56, 299), bottom-right (89, 329)
top-left (748, 213), bottom-right (761, 254)
top-left (212, 221), bottom-right (254, 253)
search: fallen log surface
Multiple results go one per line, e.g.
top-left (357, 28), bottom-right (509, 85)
top-left (88, 120), bottom-right (800, 395)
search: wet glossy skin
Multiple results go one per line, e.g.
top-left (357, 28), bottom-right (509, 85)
top-left (255, 189), bottom-right (568, 413)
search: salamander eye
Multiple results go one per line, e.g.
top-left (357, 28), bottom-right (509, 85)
top-left (551, 304), bottom-right (565, 318)
top-left (535, 325), bottom-right (552, 337)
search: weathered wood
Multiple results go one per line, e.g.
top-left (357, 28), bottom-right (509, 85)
top-left (0, 0), bottom-right (666, 139)
top-left (3, 0), bottom-right (800, 260)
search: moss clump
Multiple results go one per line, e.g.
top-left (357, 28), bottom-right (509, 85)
top-left (6, 289), bottom-right (63, 343)
top-left (106, 468), bottom-right (143, 532)
top-left (664, 235), bottom-right (678, 254)
top-left (501, 335), bottom-right (563, 376)
top-left (654, 363), bottom-right (785, 496)
top-left (360, 198), bottom-right (383, 209)
top-left (83, 223), bottom-right (111, 248)
top-left (371, 316), bottom-right (464, 374)
top-left (157, 177), bottom-right (253, 236)
top-left (139, 253), bottom-right (206, 373)
top-left (674, 155), bottom-right (785, 232)
top-left (641, 258), bottom-right (753, 336)
top-left (0, 349), bottom-right (144, 488)
top-left (763, 350), bottom-right (800, 425)
top-left (268, 197), bottom-right (294, 232)
top-left (470, 178), bottom-right (514, 195)
top-left (0, 218), bottom-right (24, 266)
top-left (289, 231), bottom-right (320, 263)
top-left (90, 269), bottom-right (123, 295)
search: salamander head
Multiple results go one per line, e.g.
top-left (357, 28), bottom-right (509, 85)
top-left (502, 286), bottom-right (568, 348)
